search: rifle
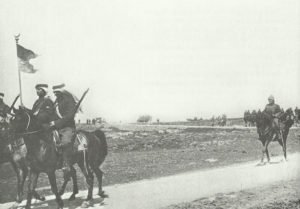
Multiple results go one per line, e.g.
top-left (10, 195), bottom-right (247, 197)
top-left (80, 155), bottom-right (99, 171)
top-left (8, 94), bottom-right (20, 115)
top-left (72, 88), bottom-right (89, 117)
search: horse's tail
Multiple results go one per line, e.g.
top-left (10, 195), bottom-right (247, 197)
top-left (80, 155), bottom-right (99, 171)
top-left (93, 129), bottom-right (108, 157)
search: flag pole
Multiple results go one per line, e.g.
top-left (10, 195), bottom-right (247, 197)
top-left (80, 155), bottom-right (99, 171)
top-left (14, 34), bottom-right (23, 106)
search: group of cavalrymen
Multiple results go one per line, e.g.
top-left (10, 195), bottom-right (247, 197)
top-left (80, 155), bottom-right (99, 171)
top-left (0, 89), bottom-right (285, 171)
top-left (0, 83), bottom-right (77, 172)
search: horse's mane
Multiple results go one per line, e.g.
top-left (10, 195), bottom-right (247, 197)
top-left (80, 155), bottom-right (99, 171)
top-left (16, 108), bottom-right (41, 132)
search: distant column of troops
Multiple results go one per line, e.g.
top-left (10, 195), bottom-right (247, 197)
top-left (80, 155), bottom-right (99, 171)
top-left (244, 107), bottom-right (300, 127)
top-left (81, 118), bottom-right (103, 125)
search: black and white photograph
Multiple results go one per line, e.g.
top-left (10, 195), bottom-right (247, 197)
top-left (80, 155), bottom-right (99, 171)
top-left (0, 0), bottom-right (299, 208)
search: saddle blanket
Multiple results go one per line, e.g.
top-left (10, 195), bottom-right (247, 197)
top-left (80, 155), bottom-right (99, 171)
top-left (53, 131), bottom-right (88, 151)
top-left (75, 132), bottom-right (88, 151)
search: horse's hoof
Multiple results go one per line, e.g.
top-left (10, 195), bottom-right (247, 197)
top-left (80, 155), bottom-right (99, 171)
top-left (256, 161), bottom-right (266, 166)
top-left (81, 200), bottom-right (93, 208)
top-left (98, 191), bottom-right (109, 198)
top-left (39, 196), bottom-right (46, 201)
top-left (34, 194), bottom-right (46, 201)
top-left (57, 199), bottom-right (64, 209)
top-left (15, 199), bottom-right (22, 204)
top-left (68, 193), bottom-right (76, 201)
top-left (15, 196), bottom-right (23, 204)
top-left (58, 190), bottom-right (64, 196)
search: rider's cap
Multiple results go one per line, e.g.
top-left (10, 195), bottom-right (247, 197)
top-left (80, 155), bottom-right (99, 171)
top-left (268, 95), bottom-right (274, 101)
top-left (35, 84), bottom-right (48, 93)
top-left (0, 93), bottom-right (3, 99)
top-left (52, 83), bottom-right (65, 93)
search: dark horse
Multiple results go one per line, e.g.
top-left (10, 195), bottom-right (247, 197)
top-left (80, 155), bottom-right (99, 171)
top-left (10, 107), bottom-right (108, 209)
top-left (256, 108), bottom-right (294, 163)
top-left (294, 107), bottom-right (300, 126)
top-left (0, 122), bottom-right (45, 204)
top-left (244, 110), bottom-right (257, 127)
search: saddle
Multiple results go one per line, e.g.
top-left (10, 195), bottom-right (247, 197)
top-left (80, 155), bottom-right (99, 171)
top-left (52, 130), bottom-right (88, 152)
top-left (74, 132), bottom-right (88, 151)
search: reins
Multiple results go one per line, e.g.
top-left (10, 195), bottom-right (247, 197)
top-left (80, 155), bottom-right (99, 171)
top-left (12, 111), bottom-right (43, 137)
top-left (13, 129), bottom-right (43, 136)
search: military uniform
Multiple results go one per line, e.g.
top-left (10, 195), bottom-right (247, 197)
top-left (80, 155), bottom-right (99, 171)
top-left (31, 84), bottom-right (55, 125)
top-left (0, 94), bottom-right (9, 140)
top-left (0, 93), bottom-right (10, 127)
top-left (50, 84), bottom-right (77, 171)
top-left (32, 96), bottom-right (55, 123)
top-left (0, 102), bottom-right (9, 119)
top-left (264, 103), bottom-right (281, 116)
top-left (52, 91), bottom-right (76, 145)
top-left (263, 95), bottom-right (282, 140)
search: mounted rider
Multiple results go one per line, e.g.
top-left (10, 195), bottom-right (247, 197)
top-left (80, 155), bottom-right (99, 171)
top-left (263, 95), bottom-right (282, 139)
top-left (0, 93), bottom-right (10, 130)
top-left (49, 84), bottom-right (77, 173)
top-left (32, 84), bottom-right (55, 124)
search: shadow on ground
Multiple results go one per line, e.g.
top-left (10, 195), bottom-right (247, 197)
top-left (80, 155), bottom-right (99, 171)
top-left (9, 195), bottom-right (106, 209)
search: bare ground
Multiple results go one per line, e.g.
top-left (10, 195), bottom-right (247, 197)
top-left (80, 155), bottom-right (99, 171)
top-left (0, 125), bottom-right (300, 204)
top-left (163, 179), bottom-right (300, 209)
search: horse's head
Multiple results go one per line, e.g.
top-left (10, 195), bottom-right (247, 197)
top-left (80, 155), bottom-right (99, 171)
top-left (255, 110), bottom-right (271, 129)
top-left (295, 107), bottom-right (300, 120)
top-left (10, 107), bottom-right (32, 133)
top-left (282, 108), bottom-right (294, 128)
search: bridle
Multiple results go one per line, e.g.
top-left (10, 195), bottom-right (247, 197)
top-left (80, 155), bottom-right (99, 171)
top-left (12, 111), bottom-right (42, 137)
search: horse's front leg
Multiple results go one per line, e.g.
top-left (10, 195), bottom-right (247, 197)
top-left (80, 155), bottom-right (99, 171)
top-left (59, 165), bottom-right (78, 201)
top-left (31, 172), bottom-right (46, 201)
top-left (260, 140), bottom-right (266, 163)
top-left (260, 140), bottom-right (270, 163)
top-left (47, 171), bottom-right (64, 209)
top-left (58, 169), bottom-right (71, 196)
top-left (69, 166), bottom-right (79, 201)
top-left (281, 131), bottom-right (287, 161)
top-left (18, 165), bottom-right (28, 203)
top-left (25, 169), bottom-right (38, 209)
top-left (11, 161), bottom-right (24, 203)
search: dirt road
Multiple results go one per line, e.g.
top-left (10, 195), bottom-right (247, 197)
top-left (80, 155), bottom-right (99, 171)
top-left (2, 153), bottom-right (299, 209)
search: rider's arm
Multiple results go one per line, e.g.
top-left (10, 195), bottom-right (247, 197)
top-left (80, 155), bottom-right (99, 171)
top-left (44, 99), bottom-right (55, 116)
top-left (38, 99), bottom-right (55, 123)
top-left (52, 96), bottom-right (76, 129)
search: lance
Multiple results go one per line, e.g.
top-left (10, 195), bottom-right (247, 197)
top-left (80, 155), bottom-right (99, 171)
top-left (72, 88), bottom-right (89, 117)
top-left (14, 34), bottom-right (23, 106)
top-left (8, 94), bottom-right (20, 113)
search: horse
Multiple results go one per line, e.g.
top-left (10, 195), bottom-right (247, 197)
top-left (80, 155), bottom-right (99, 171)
top-left (244, 110), bottom-right (250, 127)
top-left (0, 121), bottom-right (45, 204)
top-left (294, 107), bottom-right (300, 126)
top-left (10, 107), bottom-right (108, 209)
top-left (249, 110), bottom-right (257, 127)
top-left (256, 108), bottom-right (294, 163)
top-left (58, 129), bottom-right (108, 206)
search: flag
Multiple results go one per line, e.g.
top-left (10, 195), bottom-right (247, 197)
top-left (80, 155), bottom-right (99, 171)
top-left (17, 44), bottom-right (38, 73)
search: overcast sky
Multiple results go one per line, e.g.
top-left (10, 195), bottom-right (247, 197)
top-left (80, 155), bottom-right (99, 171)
top-left (0, 0), bottom-right (299, 122)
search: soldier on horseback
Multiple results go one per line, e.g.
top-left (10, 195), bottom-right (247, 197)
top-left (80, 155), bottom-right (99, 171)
top-left (263, 95), bottom-right (282, 140)
top-left (32, 84), bottom-right (55, 124)
top-left (0, 93), bottom-right (10, 131)
top-left (49, 84), bottom-right (77, 173)
top-left (0, 93), bottom-right (10, 119)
